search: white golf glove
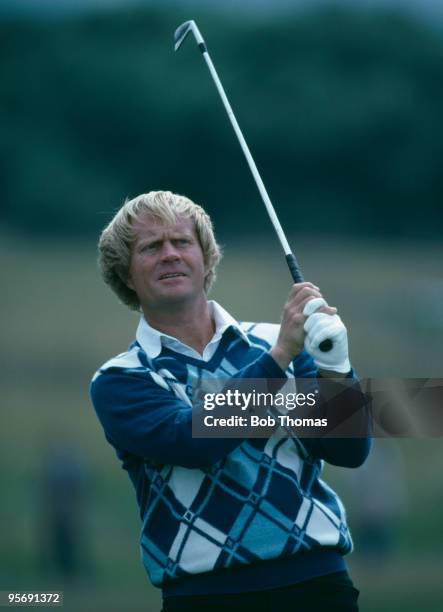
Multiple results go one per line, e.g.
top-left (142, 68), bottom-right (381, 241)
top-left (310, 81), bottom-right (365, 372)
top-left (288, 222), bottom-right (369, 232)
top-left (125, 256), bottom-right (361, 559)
top-left (303, 298), bottom-right (351, 374)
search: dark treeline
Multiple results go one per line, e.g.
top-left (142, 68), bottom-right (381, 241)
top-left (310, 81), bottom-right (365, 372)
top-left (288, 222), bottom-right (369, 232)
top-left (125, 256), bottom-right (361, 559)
top-left (1, 6), bottom-right (443, 238)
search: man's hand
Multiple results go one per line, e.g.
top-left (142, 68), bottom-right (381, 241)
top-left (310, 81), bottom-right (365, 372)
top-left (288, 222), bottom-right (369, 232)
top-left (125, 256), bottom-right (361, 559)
top-left (270, 282), bottom-right (336, 371)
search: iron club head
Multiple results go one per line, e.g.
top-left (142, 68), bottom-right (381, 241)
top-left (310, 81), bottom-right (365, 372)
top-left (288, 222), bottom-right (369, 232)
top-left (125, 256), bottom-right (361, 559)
top-left (174, 20), bottom-right (205, 52)
top-left (174, 21), bottom-right (194, 52)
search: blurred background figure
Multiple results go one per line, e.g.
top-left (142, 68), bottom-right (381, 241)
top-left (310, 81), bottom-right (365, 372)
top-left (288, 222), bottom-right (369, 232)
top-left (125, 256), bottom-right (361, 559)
top-left (335, 439), bottom-right (409, 561)
top-left (38, 442), bottom-right (91, 579)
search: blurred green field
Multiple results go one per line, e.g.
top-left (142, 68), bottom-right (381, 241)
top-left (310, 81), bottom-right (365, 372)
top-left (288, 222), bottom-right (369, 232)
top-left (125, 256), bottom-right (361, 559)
top-left (1, 233), bottom-right (442, 611)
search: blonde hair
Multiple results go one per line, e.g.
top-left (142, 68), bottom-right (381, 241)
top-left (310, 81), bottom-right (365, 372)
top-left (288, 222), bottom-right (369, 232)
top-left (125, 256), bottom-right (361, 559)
top-left (98, 191), bottom-right (222, 310)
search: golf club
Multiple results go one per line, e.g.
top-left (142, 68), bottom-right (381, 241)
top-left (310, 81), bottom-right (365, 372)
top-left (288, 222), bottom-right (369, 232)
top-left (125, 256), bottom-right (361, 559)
top-left (174, 20), bottom-right (333, 353)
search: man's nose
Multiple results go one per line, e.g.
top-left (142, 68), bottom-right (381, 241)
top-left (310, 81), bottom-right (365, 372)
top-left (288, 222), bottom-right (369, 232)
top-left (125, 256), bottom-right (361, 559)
top-left (160, 241), bottom-right (181, 260)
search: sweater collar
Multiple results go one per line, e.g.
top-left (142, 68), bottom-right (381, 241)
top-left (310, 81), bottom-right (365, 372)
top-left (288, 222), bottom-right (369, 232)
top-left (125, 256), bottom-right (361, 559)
top-left (135, 300), bottom-right (250, 359)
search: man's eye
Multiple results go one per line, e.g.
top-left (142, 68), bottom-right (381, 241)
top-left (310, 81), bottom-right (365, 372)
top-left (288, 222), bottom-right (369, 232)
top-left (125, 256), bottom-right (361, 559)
top-left (176, 239), bottom-right (191, 246)
top-left (141, 243), bottom-right (158, 252)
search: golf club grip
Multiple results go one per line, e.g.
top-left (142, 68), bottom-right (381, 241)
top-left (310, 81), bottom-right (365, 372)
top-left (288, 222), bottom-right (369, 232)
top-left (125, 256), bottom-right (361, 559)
top-left (286, 253), bottom-right (304, 283)
top-left (285, 254), bottom-right (333, 353)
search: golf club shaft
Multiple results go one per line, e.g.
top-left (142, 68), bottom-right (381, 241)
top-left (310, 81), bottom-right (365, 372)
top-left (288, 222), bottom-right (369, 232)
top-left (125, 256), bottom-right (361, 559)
top-left (199, 48), bottom-right (304, 283)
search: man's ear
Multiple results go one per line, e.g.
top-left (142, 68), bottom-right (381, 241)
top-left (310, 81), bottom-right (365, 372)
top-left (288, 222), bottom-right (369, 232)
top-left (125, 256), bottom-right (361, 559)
top-left (120, 268), bottom-right (134, 290)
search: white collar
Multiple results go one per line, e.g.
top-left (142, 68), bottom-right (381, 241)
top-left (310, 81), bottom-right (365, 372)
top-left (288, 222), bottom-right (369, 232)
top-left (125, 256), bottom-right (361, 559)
top-left (135, 300), bottom-right (250, 359)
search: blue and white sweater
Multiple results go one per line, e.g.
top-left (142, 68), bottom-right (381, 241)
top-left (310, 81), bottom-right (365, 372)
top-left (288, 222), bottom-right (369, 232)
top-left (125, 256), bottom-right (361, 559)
top-left (90, 308), bottom-right (370, 595)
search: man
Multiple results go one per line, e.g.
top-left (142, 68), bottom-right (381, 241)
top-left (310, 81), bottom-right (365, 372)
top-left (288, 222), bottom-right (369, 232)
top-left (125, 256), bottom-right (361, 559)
top-left (91, 190), bottom-right (370, 612)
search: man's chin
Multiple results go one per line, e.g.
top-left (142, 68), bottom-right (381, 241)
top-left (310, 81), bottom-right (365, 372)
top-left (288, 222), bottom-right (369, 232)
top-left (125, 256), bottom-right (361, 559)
top-left (139, 282), bottom-right (206, 312)
top-left (160, 291), bottom-right (190, 303)
top-left (154, 288), bottom-right (202, 308)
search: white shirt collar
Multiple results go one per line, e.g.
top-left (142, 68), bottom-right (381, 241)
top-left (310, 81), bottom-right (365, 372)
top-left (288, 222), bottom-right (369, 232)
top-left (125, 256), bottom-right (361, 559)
top-left (135, 300), bottom-right (250, 360)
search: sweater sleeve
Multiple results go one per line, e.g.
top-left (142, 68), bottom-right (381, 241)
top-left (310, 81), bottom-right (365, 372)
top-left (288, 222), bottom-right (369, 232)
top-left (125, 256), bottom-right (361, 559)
top-left (291, 351), bottom-right (372, 468)
top-left (90, 351), bottom-right (286, 470)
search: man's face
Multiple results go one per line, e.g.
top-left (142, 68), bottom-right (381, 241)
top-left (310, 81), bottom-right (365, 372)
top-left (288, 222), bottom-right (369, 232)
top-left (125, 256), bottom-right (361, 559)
top-left (127, 214), bottom-right (208, 312)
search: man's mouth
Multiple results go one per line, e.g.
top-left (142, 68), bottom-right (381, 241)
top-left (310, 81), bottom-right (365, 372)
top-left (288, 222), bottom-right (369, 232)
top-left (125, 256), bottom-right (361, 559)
top-left (158, 272), bottom-right (186, 280)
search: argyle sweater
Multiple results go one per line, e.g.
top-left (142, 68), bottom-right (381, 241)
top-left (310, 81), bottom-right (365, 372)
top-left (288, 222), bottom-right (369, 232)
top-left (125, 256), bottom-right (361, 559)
top-left (90, 322), bottom-right (370, 594)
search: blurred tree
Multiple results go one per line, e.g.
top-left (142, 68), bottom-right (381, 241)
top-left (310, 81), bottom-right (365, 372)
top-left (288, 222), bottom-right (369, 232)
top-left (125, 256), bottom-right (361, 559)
top-left (1, 6), bottom-right (442, 238)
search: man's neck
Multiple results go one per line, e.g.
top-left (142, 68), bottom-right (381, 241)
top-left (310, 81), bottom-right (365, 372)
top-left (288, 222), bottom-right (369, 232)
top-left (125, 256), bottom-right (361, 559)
top-left (142, 298), bottom-right (215, 355)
